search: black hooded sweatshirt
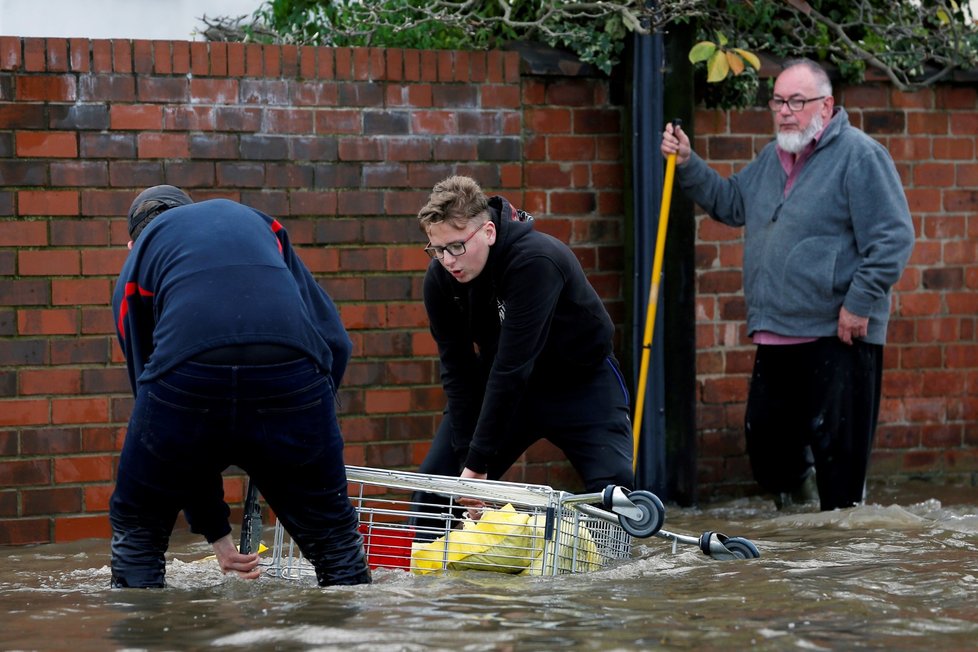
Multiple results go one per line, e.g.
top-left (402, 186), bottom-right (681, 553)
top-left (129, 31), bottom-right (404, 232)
top-left (422, 196), bottom-right (616, 473)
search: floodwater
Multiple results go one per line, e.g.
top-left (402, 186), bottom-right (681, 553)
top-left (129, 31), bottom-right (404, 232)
top-left (2, 480), bottom-right (977, 651)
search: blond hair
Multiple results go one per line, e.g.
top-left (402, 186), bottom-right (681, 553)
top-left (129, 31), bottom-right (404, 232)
top-left (417, 175), bottom-right (489, 233)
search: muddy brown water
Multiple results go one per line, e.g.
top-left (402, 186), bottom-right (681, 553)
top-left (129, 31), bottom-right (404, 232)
top-left (2, 480), bottom-right (976, 651)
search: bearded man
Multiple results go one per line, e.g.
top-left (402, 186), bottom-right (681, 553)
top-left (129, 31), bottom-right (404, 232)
top-left (660, 58), bottom-right (914, 511)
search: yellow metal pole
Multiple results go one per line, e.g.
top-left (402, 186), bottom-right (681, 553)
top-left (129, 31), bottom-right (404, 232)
top-left (632, 125), bottom-right (679, 473)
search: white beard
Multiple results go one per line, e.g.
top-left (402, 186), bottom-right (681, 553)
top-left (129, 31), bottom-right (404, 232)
top-left (777, 112), bottom-right (824, 153)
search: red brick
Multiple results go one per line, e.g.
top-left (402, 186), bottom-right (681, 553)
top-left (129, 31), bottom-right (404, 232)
top-left (479, 51), bottom-right (505, 84)
top-left (137, 76), bottom-right (188, 103)
top-left (24, 38), bottom-right (46, 72)
top-left (545, 79), bottom-right (594, 106)
top-left (525, 108), bottom-right (571, 134)
top-left (0, 519), bottom-right (50, 545)
top-left (0, 220), bottom-right (47, 246)
top-left (152, 40), bottom-right (171, 74)
top-left (944, 448), bottom-right (978, 473)
top-left (17, 309), bottom-right (78, 335)
top-left (66, 38), bottom-right (88, 72)
top-left (50, 161), bottom-right (108, 187)
top-left (45, 38), bottom-right (70, 72)
top-left (210, 41), bottom-right (229, 76)
top-left (0, 458), bottom-right (51, 484)
top-left (905, 111), bottom-right (946, 134)
top-left (945, 344), bottom-right (978, 368)
top-left (111, 39), bottom-right (132, 73)
top-left (913, 162), bottom-right (955, 187)
top-left (80, 189), bottom-right (131, 217)
top-left (82, 426), bottom-right (125, 452)
top-left (932, 137), bottom-right (974, 160)
top-left (944, 190), bottom-right (978, 213)
top-left (297, 45), bottom-right (316, 78)
top-left (503, 52), bottom-right (520, 83)
top-left (843, 85), bottom-right (890, 107)
top-left (172, 41), bottom-right (190, 73)
top-left (85, 484), bottom-right (114, 512)
top-left (482, 84), bottom-right (520, 109)
top-left (21, 427), bottom-right (82, 455)
top-left (91, 40), bottom-right (111, 72)
top-left (904, 188), bottom-right (942, 213)
top-left (190, 78), bottom-right (237, 103)
top-left (17, 190), bottom-right (79, 216)
top-left (944, 239), bottom-right (978, 265)
top-left (548, 136), bottom-right (596, 160)
top-left (934, 82), bottom-right (975, 107)
top-left (956, 163), bottom-right (978, 186)
top-left (132, 39), bottom-right (152, 74)
top-left (266, 108), bottom-right (315, 134)
top-left (1, 36), bottom-right (22, 70)
top-left (53, 455), bottom-right (113, 483)
top-left (137, 132), bottom-right (190, 159)
top-left (550, 191), bottom-right (595, 215)
top-left (51, 279), bottom-right (110, 306)
top-left (0, 491), bottom-right (14, 517)
top-left (186, 41), bottom-right (207, 76)
top-left (110, 104), bottom-right (163, 130)
top-left (416, 50), bottom-right (436, 82)
top-left (80, 307), bottom-right (114, 335)
top-left (888, 136), bottom-right (933, 161)
top-left (23, 487), bottom-right (83, 516)
top-left (16, 75), bottom-right (76, 101)
top-left (947, 292), bottom-right (978, 314)
top-left (52, 398), bottom-right (110, 425)
top-left (54, 515), bottom-right (111, 542)
top-left (701, 376), bottom-right (749, 403)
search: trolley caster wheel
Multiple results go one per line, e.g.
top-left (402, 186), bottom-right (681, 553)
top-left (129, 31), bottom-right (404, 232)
top-left (699, 531), bottom-right (760, 560)
top-left (723, 537), bottom-right (760, 559)
top-left (617, 490), bottom-right (665, 538)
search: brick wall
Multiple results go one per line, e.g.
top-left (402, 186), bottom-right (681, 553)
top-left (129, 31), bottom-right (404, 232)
top-left (1, 36), bottom-right (976, 545)
top-left (0, 37), bottom-right (625, 544)
top-left (692, 83), bottom-right (978, 500)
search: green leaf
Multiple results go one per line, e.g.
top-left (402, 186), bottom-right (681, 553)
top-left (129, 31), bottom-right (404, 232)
top-left (689, 41), bottom-right (717, 63)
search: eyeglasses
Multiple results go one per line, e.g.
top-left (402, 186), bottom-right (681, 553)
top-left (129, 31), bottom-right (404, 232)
top-left (768, 96), bottom-right (826, 112)
top-left (424, 222), bottom-right (487, 260)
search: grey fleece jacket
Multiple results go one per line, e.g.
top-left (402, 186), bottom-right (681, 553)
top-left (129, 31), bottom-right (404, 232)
top-left (677, 107), bottom-right (914, 345)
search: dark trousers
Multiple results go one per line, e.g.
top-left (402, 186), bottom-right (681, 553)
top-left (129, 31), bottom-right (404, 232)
top-left (109, 358), bottom-right (370, 588)
top-left (744, 337), bottom-right (883, 510)
top-left (411, 356), bottom-right (634, 537)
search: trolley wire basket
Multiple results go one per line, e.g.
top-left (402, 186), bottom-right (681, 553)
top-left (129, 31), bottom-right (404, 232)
top-left (267, 466), bottom-right (639, 580)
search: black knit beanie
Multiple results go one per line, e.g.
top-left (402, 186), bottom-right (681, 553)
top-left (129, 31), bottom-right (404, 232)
top-left (127, 185), bottom-right (193, 239)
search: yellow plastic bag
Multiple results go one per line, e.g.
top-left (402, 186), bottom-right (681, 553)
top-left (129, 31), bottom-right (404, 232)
top-left (520, 514), bottom-right (600, 576)
top-left (411, 503), bottom-right (534, 574)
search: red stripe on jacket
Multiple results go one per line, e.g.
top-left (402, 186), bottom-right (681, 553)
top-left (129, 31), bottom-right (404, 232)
top-left (117, 282), bottom-right (154, 341)
top-left (270, 219), bottom-right (284, 254)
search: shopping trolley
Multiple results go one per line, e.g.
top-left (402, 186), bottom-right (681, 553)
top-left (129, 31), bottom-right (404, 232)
top-left (266, 466), bottom-right (759, 580)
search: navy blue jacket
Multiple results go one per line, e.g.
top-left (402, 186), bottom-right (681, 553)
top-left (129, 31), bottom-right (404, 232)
top-left (113, 199), bottom-right (352, 394)
top-left (423, 196), bottom-right (615, 473)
